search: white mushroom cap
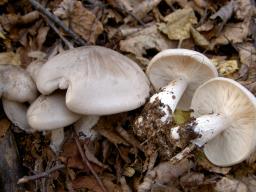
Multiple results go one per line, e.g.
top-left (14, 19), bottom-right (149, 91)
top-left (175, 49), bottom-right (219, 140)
top-left (2, 99), bottom-right (34, 132)
top-left (146, 49), bottom-right (217, 110)
top-left (27, 92), bottom-right (81, 131)
top-left (36, 46), bottom-right (150, 115)
top-left (26, 60), bottom-right (44, 82)
top-left (191, 77), bottom-right (256, 166)
top-left (0, 64), bottom-right (37, 102)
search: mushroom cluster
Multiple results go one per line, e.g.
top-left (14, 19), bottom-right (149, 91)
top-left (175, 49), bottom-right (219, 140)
top-left (133, 48), bottom-right (256, 167)
top-left (1, 46), bottom-right (150, 153)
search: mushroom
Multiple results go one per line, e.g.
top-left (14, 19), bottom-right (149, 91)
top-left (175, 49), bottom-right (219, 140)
top-left (133, 49), bottom-right (217, 158)
top-left (27, 92), bottom-right (81, 152)
top-left (35, 46), bottom-right (150, 115)
top-left (0, 64), bottom-right (37, 132)
top-left (170, 77), bottom-right (256, 166)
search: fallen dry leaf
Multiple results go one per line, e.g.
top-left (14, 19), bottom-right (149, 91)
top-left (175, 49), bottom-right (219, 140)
top-left (180, 171), bottom-right (205, 188)
top-left (241, 175), bottom-right (256, 192)
top-left (237, 43), bottom-right (256, 67)
top-left (211, 21), bottom-right (250, 47)
top-left (124, 0), bottom-right (161, 23)
top-left (210, 0), bottom-right (234, 25)
top-left (0, 119), bottom-right (10, 137)
top-left (54, 0), bottom-right (103, 43)
top-left (196, 150), bottom-right (231, 174)
top-left (215, 177), bottom-right (248, 192)
top-left (72, 175), bottom-right (122, 192)
top-left (158, 7), bottom-right (197, 41)
top-left (190, 26), bottom-right (210, 49)
top-left (234, 0), bottom-right (253, 20)
top-left (0, 52), bottom-right (21, 65)
top-left (120, 25), bottom-right (177, 65)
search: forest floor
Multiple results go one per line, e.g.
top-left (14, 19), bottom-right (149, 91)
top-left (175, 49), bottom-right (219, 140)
top-left (0, 0), bottom-right (256, 191)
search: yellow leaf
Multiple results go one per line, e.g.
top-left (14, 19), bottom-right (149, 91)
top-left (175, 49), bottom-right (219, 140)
top-left (0, 52), bottom-right (21, 65)
top-left (211, 57), bottom-right (238, 76)
top-left (173, 109), bottom-right (191, 125)
top-left (158, 7), bottom-right (197, 40)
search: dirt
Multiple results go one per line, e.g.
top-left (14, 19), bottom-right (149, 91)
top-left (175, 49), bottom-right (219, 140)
top-left (133, 98), bottom-right (176, 160)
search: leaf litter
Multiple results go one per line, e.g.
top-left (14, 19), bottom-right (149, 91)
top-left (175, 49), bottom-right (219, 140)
top-left (0, 0), bottom-right (256, 191)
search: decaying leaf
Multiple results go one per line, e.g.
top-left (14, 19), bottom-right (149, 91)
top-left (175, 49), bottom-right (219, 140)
top-left (138, 159), bottom-right (194, 191)
top-left (120, 25), bottom-right (176, 65)
top-left (158, 7), bottom-right (197, 41)
top-left (72, 175), bottom-right (122, 192)
top-left (124, 0), bottom-right (162, 23)
top-left (210, 0), bottom-right (234, 24)
top-left (215, 177), bottom-right (247, 192)
top-left (241, 175), bottom-right (256, 192)
top-left (54, 0), bottom-right (103, 43)
top-left (196, 20), bottom-right (214, 32)
top-left (234, 0), bottom-right (253, 20)
top-left (180, 171), bottom-right (205, 187)
top-left (196, 150), bottom-right (231, 175)
top-left (213, 59), bottom-right (239, 76)
top-left (0, 119), bottom-right (10, 138)
top-left (0, 52), bottom-right (21, 65)
top-left (237, 43), bottom-right (256, 67)
top-left (211, 21), bottom-right (250, 47)
top-left (190, 26), bottom-right (210, 49)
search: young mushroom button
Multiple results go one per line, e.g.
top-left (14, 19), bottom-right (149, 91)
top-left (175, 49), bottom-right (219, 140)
top-left (0, 65), bottom-right (37, 132)
top-left (134, 49), bottom-right (217, 150)
top-left (170, 77), bottom-right (256, 166)
top-left (36, 46), bottom-right (150, 115)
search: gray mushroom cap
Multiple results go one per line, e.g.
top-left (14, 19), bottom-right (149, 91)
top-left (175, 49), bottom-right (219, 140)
top-left (0, 64), bottom-right (37, 102)
top-left (36, 46), bottom-right (150, 115)
top-left (27, 92), bottom-right (81, 131)
top-left (2, 99), bottom-right (34, 132)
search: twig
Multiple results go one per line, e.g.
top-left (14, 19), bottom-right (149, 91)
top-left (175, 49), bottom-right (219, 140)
top-left (74, 132), bottom-right (108, 192)
top-left (28, 0), bottom-right (87, 46)
top-left (17, 164), bottom-right (65, 184)
top-left (43, 16), bottom-right (74, 49)
top-left (169, 143), bottom-right (196, 164)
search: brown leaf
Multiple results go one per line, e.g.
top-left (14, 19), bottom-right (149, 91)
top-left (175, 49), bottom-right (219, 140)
top-left (36, 26), bottom-right (50, 50)
top-left (0, 119), bottom-right (10, 138)
top-left (120, 25), bottom-right (177, 65)
top-left (234, 0), bottom-right (253, 20)
top-left (241, 175), bottom-right (256, 192)
top-left (214, 177), bottom-right (248, 192)
top-left (237, 43), bottom-right (256, 67)
top-left (138, 159), bottom-right (194, 191)
top-left (211, 21), bottom-right (250, 47)
top-left (54, 0), bottom-right (103, 43)
top-left (158, 7), bottom-right (197, 41)
top-left (196, 150), bottom-right (231, 175)
top-left (0, 52), bottom-right (21, 65)
top-left (210, 1), bottom-right (234, 24)
top-left (72, 175), bottom-right (122, 192)
top-left (124, 0), bottom-right (162, 23)
top-left (190, 26), bottom-right (210, 49)
top-left (180, 172), bottom-right (205, 187)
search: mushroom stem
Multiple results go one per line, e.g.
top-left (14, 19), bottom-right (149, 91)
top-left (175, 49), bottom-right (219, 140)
top-left (50, 128), bottom-right (64, 153)
top-left (150, 77), bottom-right (188, 122)
top-left (170, 114), bottom-right (230, 147)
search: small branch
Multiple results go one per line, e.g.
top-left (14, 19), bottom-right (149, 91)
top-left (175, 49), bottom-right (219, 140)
top-left (17, 164), bottom-right (65, 184)
top-left (74, 132), bottom-right (108, 192)
top-left (43, 16), bottom-right (74, 49)
top-left (29, 0), bottom-right (87, 46)
top-left (169, 144), bottom-right (196, 164)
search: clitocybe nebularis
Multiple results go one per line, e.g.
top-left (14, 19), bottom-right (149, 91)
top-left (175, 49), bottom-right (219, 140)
top-left (134, 49), bottom-right (217, 158)
top-left (170, 77), bottom-right (256, 166)
top-left (36, 46), bottom-right (150, 115)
